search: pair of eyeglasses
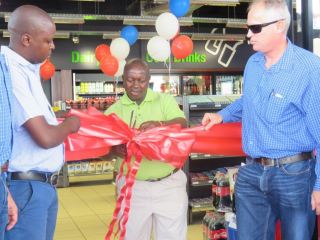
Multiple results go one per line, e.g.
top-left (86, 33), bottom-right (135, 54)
top-left (247, 19), bottom-right (285, 34)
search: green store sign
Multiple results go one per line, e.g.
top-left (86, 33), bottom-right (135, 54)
top-left (70, 50), bottom-right (207, 65)
top-left (145, 52), bottom-right (207, 63)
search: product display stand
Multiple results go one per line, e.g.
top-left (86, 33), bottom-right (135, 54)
top-left (182, 95), bottom-right (245, 224)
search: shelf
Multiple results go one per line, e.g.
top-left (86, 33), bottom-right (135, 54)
top-left (189, 103), bottom-right (227, 110)
top-left (77, 92), bottom-right (124, 96)
top-left (189, 205), bottom-right (214, 213)
top-left (75, 80), bottom-right (123, 83)
top-left (69, 172), bottom-right (113, 177)
top-left (190, 181), bottom-right (213, 187)
top-left (190, 153), bottom-right (233, 160)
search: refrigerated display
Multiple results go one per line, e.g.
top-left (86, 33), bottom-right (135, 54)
top-left (215, 75), bottom-right (243, 95)
top-left (182, 75), bottom-right (211, 95)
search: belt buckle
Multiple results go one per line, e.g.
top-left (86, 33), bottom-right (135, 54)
top-left (49, 174), bottom-right (59, 186)
top-left (261, 157), bottom-right (275, 167)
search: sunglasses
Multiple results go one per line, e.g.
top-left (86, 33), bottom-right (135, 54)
top-left (247, 19), bottom-right (285, 34)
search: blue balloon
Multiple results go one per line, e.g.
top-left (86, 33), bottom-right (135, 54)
top-left (169, 0), bottom-right (190, 18)
top-left (120, 25), bottom-right (139, 46)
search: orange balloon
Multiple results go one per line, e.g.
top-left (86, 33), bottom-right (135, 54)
top-left (95, 44), bottom-right (111, 62)
top-left (40, 59), bottom-right (55, 80)
top-left (100, 55), bottom-right (119, 77)
top-left (171, 35), bottom-right (193, 59)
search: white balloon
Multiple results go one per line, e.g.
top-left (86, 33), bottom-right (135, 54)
top-left (114, 60), bottom-right (126, 77)
top-left (156, 12), bottom-right (179, 40)
top-left (110, 38), bottom-right (130, 60)
top-left (147, 36), bottom-right (170, 62)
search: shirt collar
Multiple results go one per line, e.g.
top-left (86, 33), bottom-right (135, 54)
top-left (252, 38), bottom-right (294, 72)
top-left (120, 88), bottom-right (156, 105)
top-left (0, 46), bottom-right (41, 72)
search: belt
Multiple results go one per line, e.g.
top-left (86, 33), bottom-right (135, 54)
top-left (9, 171), bottom-right (59, 186)
top-left (146, 168), bottom-right (179, 182)
top-left (254, 152), bottom-right (312, 167)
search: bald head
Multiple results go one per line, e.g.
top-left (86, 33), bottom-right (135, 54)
top-left (124, 58), bottom-right (150, 78)
top-left (8, 5), bottom-right (56, 64)
top-left (9, 5), bottom-right (54, 38)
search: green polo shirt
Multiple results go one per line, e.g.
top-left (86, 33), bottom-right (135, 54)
top-left (104, 88), bottom-right (185, 180)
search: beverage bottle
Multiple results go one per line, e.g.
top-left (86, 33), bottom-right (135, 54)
top-left (203, 212), bottom-right (212, 240)
top-left (212, 178), bottom-right (217, 210)
top-left (216, 177), bottom-right (232, 212)
top-left (208, 214), bottom-right (227, 240)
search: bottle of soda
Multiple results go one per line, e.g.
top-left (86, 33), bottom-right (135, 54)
top-left (208, 214), bottom-right (227, 240)
top-left (212, 178), bottom-right (217, 210)
top-left (202, 212), bottom-right (212, 240)
top-left (216, 177), bottom-right (232, 212)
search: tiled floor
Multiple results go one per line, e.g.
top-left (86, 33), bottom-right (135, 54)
top-left (55, 175), bottom-right (202, 240)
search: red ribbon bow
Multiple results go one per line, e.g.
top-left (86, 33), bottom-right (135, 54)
top-left (64, 107), bottom-right (245, 240)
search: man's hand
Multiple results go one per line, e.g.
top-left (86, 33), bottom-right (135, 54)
top-left (7, 192), bottom-right (18, 230)
top-left (139, 121), bottom-right (162, 132)
top-left (64, 116), bottom-right (80, 133)
top-left (201, 113), bottom-right (223, 130)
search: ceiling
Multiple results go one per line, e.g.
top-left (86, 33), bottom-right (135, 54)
top-left (0, 0), bottom-right (252, 41)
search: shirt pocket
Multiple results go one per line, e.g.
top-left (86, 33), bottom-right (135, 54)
top-left (264, 94), bottom-right (287, 124)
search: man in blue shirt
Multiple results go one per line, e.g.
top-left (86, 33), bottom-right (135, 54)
top-left (202, 0), bottom-right (320, 239)
top-left (2, 5), bottom-right (80, 240)
top-left (0, 55), bottom-right (18, 240)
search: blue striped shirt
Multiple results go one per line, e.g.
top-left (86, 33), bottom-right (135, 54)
top-left (0, 54), bottom-right (13, 165)
top-left (219, 40), bottom-right (320, 189)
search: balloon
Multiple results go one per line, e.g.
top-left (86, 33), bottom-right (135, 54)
top-left (120, 26), bottom-right (139, 46)
top-left (40, 59), bottom-right (55, 80)
top-left (171, 35), bottom-right (193, 59)
top-left (169, 0), bottom-right (190, 18)
top-left (100, 55), bottom-right (119, 77)
top-left (110, 38), bottom-right (130, 60)
top-left (114, 60), bottom-right (126, 77)
top-left (155, 12), bottom-right (179, 40)
top-left (95, 44), bottom-right (111, 62)
top-left (147, 36), bottom-right (170, 62)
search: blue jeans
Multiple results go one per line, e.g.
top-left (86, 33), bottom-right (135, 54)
top-left (0, 176), bottom-right (8, 240)
top-left (5, 180), bottom-right (58, 240)
top-left (235, 158), bottom-right (315, 240)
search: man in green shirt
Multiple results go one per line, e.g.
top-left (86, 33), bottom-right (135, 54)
top-left (105, 59), bottom-right (188, 240)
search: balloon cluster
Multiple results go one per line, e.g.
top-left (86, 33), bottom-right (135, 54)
top-left (147, 0), bottom-right (193, 62)
top-left (96, 0), bottom-right (193, 76)
top-left (40, 59), bottom-right (56, 80)
top-left (95, 26), bottom-right (139, 77)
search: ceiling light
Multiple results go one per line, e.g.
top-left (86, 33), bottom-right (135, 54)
top-left (191, 33), bottom-right (246, 41)
top-left (54, 31), bottom-right (70, 39)
top-left (4, 13), bottom-right (84, 24)
top-left (102, 31), bottom-right (120, 39)
top-left (2, 30), bottom-right (70, 39)
top-left (123, 16), bottom-right (193, 26)
top-left (226, 19), bottom-right (247, 28)
top-left (50, 14), bottom-right (85, 24)
top-left (2, 30), bottom-right (9, 38)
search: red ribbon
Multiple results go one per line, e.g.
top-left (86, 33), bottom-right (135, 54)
top-left (64, 107), bottom-right (245, 239)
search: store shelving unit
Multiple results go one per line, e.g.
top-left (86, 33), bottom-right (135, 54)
top-left (182, 95), bottom-right (246, 224)
top-left (72, 72), bottom-right (124, 101)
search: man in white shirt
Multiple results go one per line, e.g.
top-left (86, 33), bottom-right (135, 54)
top-left (2, 5), bottom-right (80, 240)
